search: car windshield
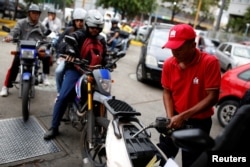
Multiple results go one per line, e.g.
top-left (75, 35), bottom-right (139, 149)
top-left (233, 46), bottom-right (250, 58)
top-left (149, 29), bottom-right (169, 48)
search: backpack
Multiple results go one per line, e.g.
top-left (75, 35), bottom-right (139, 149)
top-left (80, 37), bottom-right (104, 66)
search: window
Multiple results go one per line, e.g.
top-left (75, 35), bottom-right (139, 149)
top-left (238, 69), bottom-right (250, 81)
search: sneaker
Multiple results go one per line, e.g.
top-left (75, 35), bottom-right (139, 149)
top-left (0, 86), bottom-right (9, 97)
top-left (44, 78), bottom-right (50, 86)
top-left (44, 127), bottom-right (59, 140)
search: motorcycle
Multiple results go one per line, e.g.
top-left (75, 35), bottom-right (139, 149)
top-left (161, 104), bottom-right (250, 167)
top-left (46, 31), bottom-right (60, 65)
top-left (2, 25), bottom-right (51, 122)
top-left (62, 35), bottom-right (171, 167)
top-left (106, 30), bottom-right (130, 54)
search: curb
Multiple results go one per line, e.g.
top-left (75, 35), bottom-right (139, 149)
top-left (0, 31), bottom-right (8, 36)
top-left (0, 19), bottom-right (16, 36)
top-left (130, 40), bottom-right (143, 46)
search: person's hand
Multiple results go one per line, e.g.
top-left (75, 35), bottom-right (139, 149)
top-left (65, 55), bottom-right (75, 62)
top-left (48, 15), bottom-right (53, 21)
top-left (38, 46), bottom-right (46, 58)
top-left (4, 35), bottom-right (13, 42)
top-left (168, 115), bottom-right (185, 129)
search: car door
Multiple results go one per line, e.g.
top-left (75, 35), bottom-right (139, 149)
top-left (220, 44), bottom-right (232, 70)
top-left (216, 43), bottom-right (228, 70)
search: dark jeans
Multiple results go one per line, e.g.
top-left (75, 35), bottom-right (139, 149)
top-left (52, 69), bottom-right (81, 129)
top-left (157, 117), bottom-right (212, 167)
top-left (4, 54), bottom-right (51, 88)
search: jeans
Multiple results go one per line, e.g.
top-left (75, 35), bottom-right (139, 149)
top-left (110, 38), bottom-right (119, 51)
top-left (55, 60), bottom-right (65, 93)
top-left (51, 69), bottom-right (81, 129)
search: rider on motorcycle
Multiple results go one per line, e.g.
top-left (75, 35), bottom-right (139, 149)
top-left (0, 4), bottom-right (51, 97)
top-left (55, 8), bottom-right (87, 94)
top-left (44, 9), bottom-right (108, 140)
top-left (107, 18), bottom-right (120, 52)
top-left (42, 7), bottom-right (62, 35)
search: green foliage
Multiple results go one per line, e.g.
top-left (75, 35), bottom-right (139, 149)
top-left (227, 6), bottom-right (250, 35)
top-left (96, 0), bottom-right (157, 19)
top-left (23, 0), bottom-right (74, 8)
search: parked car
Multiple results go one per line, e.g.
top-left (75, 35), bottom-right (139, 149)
top-left (137, 25), bottom-right (153, 42)
top-left (215, 42), bottom-right (250, 71)
top-left (196, 35), bottom-right (216, 55)
top-left (136, 24), bottom-right (174, 83)
top-left (216, 63), bottom-right (250, 127)
top-left (239, 41), bottom-right (250, 46)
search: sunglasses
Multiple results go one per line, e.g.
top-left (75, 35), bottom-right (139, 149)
top-left (89, 27), bottom-right (100, 30)
top-left (75, 19), bottom-right (84, 22)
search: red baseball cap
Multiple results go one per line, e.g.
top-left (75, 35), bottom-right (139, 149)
top-left (162, 24), bottom-right (196, 49)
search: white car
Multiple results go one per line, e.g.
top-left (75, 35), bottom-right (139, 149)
top-left (215, 42), bottom-right (250, 71)
top-left (137, 25), bottom-right (153, 41)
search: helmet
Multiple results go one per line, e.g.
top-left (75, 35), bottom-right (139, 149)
top-left (72, 8), bottom-right (87, 20)
top-left (48, 8), bottom-right (56, 14)
top-left (28, 4), bottom-right (41, 13)
top-left (85, 9), bottom-right (104, 28)
top-left (111, 18), bottom-right (119, 24)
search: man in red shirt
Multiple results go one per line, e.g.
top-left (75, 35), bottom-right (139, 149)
top-left (158, 24), bottom-right (221, 167)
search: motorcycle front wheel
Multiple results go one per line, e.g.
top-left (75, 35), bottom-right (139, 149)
top-left (80, 117), bottom-right (110, 167)
top-left (22, 81), bottom-right (31, 122)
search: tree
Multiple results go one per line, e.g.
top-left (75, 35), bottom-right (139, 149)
top-left (23, 0), bottom-right (74, 8)
top-left (227, 6), bottom-right (250, 35)
top-left (96, 0), bottom-right (157, 20)
top-left (162, 0), bottom-right (220, 26)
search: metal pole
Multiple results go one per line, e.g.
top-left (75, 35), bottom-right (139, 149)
top-left (244, 23), bottom-right (250, 37)
top-left (171, 1), bottom-right (177, 23)
top-left (193, 0), bottom-right (202, 29)
top-left (215, 0), bottom-right (226, 31)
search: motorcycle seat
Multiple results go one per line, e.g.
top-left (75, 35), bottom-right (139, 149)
top-left (104, 98), bottom-right (141, 117)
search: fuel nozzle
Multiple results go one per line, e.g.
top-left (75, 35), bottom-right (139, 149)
top-left (155, 117), bottom-right (172, 135)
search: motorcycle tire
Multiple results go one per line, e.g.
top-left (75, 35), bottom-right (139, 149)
top-left (80, 117), bottom-right (110, 167)
top-left (217, 100), bottom-right (239, 127)
top-left (22, 81), bottom-right (31, 122)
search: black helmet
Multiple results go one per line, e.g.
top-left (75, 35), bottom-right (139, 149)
top-left (85, 9), bottom-right (104, 29)
top-left (111, 18), bottom-right (119, 24)
top-left (28, 4), bottom-right (41, 13)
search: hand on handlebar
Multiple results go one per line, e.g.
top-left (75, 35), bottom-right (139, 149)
top-left (65, 55), bottom-right (75, 62)
top-left (3, 36), bottom-right (13, 42)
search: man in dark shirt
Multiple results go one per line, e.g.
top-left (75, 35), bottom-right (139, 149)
top-left (107, 18), bottom-right (120, 51)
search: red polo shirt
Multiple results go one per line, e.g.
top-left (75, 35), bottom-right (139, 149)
top-left (161, 49), bottom-right (221, 119)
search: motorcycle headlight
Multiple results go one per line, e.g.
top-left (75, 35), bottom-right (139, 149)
top-left (21, 49), bottom-right (35, 59)
top-left (99, 78), bottom-right (112, 93)
top-left (145, 54), bottom-right (158, 67)
top-left (93, 69), bottom-right (112, 96)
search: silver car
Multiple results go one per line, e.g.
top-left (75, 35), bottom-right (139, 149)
top-left (215, 42), bottom-right (250, 71)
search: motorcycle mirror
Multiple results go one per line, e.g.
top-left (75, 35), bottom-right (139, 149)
top-left (64, 35), bottom-right (78, 46)
top-left (2, 25), bottom-right (11, 33)
top-left (172, 129), bottom-right (215, 152)
top-left (44, 29), bottom-right (52, 36)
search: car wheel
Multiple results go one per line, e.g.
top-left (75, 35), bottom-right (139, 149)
top-left (217, 100), bottom-right (239, 127)
top-left (136, 62), bottom-right (146, 83)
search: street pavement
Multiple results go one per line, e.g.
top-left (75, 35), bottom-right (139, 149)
top-left (0, 38), bottom-right (223, 167)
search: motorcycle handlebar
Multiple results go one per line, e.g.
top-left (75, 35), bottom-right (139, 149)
top-left (59, 54), bottom-right (117, 71)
